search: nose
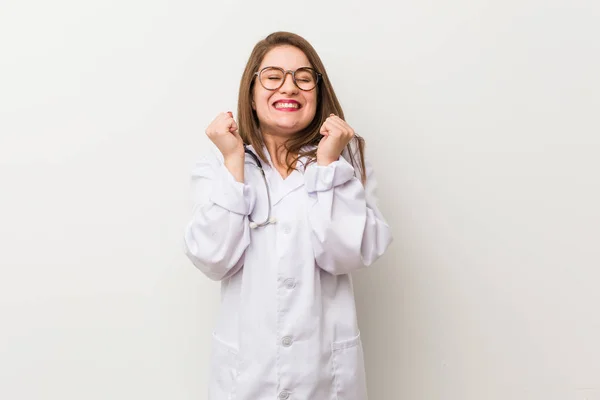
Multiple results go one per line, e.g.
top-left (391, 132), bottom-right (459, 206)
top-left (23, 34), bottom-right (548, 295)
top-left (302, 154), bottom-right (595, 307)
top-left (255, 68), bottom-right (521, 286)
top-left (279, 71), bottom-right (298, 94)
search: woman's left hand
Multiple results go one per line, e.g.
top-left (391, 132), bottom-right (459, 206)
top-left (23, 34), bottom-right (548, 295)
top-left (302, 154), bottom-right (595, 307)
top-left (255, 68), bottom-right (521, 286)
top-left (317, 114), bottom-right (355, 166)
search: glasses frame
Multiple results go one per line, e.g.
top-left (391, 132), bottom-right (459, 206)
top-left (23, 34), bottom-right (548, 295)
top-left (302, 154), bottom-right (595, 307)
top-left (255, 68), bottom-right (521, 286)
top-left (254, 66), bottom-right (322, 91)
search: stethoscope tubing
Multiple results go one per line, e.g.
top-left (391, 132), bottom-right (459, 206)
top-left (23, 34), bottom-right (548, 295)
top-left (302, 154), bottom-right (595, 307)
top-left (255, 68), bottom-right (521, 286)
top-left (244, 145), bottom-right (276, 229)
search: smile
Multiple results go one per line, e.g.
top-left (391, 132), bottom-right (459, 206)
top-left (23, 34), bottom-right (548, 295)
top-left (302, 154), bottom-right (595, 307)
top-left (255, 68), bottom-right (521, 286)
top-left (273, 101), bottom-right (301, 111)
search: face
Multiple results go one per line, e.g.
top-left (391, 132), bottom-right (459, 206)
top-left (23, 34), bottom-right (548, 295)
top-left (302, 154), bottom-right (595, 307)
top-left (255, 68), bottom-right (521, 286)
top-left (252, 45), bottom-right (318, 138)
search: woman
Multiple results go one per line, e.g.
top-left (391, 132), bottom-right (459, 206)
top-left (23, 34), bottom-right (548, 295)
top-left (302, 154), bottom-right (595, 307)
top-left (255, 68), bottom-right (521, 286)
top-left (184, 31), bottom-right (392, 400)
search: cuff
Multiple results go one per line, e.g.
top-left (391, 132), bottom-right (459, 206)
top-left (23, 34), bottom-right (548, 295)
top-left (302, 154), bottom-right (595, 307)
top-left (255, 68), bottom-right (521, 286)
top-left (304, 157), bottom-right (356, 193)
top-left (209, 163), bottom-right (255, 215)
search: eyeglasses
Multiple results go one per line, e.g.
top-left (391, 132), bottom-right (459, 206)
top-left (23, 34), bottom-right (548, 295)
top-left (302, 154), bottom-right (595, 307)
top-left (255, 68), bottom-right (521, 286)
top-left (254, 66), bottom-right (322, 91)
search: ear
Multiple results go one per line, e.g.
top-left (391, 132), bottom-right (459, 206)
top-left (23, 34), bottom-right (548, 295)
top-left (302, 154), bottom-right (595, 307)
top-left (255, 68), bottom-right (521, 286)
top-left (251, 100), bottom-right (256, 110)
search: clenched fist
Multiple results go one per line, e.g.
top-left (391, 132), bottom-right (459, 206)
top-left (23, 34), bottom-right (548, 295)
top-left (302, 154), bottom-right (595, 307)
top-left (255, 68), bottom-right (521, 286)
top-left (317, 114), bottom-right (355, 166)
top-left (205, 111), bottom-right (244, 160)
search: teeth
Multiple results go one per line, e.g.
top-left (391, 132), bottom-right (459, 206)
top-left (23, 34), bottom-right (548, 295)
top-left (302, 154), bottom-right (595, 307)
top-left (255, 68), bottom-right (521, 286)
top-left (275, 103), bottom-right (299, 109)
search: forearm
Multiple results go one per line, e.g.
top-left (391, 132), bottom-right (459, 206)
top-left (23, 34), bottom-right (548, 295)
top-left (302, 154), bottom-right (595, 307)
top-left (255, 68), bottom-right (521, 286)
top-left (184, 206), bottom-right (250, 280)
top-left (224, 153), bottom-right (245, 183)
top-left (305, 157), bottom-right (392, 275)
top-left (184, 150), bottom-right (255, 280)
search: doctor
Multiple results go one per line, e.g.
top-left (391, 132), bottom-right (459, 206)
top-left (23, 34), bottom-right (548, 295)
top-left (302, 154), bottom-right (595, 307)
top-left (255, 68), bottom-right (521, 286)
top-left (184, 31), bottom-right (392, 400)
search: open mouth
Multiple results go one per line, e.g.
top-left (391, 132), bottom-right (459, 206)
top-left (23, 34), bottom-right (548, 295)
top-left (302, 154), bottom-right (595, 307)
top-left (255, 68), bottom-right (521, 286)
top-left (273, 100), bottom-right (301, 111)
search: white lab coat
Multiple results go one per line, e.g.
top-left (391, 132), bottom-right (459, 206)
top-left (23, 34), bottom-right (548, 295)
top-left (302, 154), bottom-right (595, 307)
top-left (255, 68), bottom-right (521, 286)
top-left (184, 143), bottom-right (392, 400)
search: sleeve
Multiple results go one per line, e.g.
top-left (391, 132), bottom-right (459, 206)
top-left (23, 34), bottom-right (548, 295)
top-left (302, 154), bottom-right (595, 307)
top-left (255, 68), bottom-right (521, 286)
top-left (183, 148), bottom-right (254, 281)
top-left (304, 153), bottom-right (393, 275)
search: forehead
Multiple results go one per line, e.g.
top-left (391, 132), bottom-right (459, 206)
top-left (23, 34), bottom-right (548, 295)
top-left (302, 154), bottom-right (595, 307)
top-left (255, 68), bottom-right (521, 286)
top-left (259, 45), bottom-right (312, 70)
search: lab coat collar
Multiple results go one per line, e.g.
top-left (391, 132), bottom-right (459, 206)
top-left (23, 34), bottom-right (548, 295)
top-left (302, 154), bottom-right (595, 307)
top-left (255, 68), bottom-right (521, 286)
top-left (245, 144), bottom-right (312, 207)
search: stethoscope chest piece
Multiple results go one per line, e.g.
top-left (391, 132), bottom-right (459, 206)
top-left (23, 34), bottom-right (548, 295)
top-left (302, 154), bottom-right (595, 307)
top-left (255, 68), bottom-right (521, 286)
top-left (249, 217), bottom-right (278, 229)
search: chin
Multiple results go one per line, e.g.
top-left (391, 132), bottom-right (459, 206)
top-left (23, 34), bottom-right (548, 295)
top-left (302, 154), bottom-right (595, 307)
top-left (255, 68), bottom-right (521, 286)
top-left (279, 122), bottom-right (310, 133)
top-left (259, 114), bottom-right (312, 136)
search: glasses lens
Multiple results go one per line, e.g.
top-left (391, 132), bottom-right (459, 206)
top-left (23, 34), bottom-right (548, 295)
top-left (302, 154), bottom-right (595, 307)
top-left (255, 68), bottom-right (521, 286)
top-left (260, 67), bottom-right (285, 90)
top-left (295, 68), bottom-right (317, 90)
top-left (259, 67), bottom-right (319, 90)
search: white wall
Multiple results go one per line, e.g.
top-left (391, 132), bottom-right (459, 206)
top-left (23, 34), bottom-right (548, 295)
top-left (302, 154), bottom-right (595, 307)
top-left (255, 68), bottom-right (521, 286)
top-left (1, 0), bottom-right (599, 398)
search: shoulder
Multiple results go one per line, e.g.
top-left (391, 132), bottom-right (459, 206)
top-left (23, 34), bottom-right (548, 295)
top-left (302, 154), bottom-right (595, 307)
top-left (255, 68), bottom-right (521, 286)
top-left (341, 137), bottom-right (373, 179)
top-left (196, 144), bottom-right (228, 164)
top-left (190, 144), bottom-right (226, 177)
top-left (341, 138), bottom-right (362, 163)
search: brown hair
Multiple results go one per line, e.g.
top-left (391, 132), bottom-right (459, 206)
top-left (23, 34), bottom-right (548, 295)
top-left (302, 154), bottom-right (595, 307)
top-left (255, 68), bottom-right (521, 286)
top-left (236, 31), bottom-right (367, 183)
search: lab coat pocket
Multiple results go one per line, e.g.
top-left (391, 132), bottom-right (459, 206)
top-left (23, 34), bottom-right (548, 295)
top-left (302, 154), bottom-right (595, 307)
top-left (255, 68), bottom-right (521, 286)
top-left (331, 333), bottom-right (368, 400)
top-left (209, 332), bottom-right (240, 400)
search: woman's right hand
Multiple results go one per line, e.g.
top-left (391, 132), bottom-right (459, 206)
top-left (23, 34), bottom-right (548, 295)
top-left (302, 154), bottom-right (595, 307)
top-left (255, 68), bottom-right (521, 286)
top-left (205, 112), bottom-right (244, 161)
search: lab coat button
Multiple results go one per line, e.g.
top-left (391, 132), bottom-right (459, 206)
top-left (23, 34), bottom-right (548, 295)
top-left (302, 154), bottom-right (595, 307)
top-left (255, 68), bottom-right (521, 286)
top-left (281, 224), bottom-right (291, 234)
top-left (284, 278), bottom-right (296, 289)
top-left (278, 390), bottom-right (290, 400)
top-left (281, 336), bottom-right (293, 347)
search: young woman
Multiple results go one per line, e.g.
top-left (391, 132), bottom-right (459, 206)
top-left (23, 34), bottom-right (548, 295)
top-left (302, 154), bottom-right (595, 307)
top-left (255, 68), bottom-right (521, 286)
top-left (184, 31), bottom-right (392, 400)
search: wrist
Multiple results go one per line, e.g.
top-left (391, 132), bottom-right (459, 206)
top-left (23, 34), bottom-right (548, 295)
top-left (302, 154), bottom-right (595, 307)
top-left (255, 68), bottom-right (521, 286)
top-left (223, 151), bottom-right (244, 165)
top-left (223, 153), bottom-right (245, 183)
top-left (317, 156), bottom-right (339, 166)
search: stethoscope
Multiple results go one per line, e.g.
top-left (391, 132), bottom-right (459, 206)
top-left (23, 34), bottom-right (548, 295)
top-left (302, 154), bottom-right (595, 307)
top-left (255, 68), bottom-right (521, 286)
top-left (244, 145), bottom-right (277, 229)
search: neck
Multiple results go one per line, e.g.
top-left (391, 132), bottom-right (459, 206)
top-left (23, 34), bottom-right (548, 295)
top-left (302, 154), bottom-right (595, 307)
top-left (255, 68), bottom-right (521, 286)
top-left (262, 131), bottom-right (293, 169)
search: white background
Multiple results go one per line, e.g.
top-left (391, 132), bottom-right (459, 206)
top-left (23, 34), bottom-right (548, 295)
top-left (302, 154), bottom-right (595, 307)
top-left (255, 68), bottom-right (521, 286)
top-left (1, 0), bottom-right (599, 399)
